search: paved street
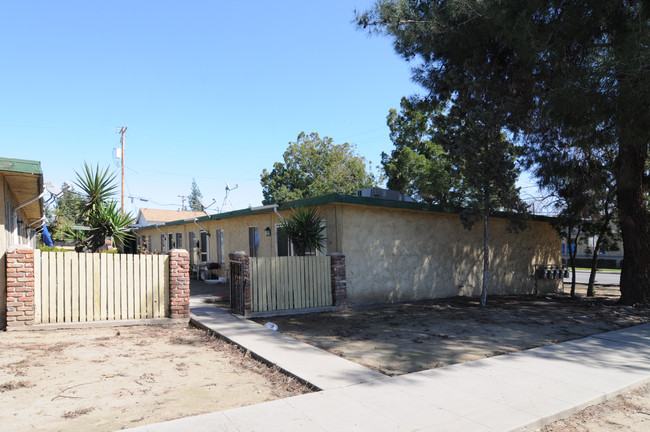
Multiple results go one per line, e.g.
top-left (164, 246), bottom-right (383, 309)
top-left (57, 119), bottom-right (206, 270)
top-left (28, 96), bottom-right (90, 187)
top-left (564, 270), bottom-right (620, 286)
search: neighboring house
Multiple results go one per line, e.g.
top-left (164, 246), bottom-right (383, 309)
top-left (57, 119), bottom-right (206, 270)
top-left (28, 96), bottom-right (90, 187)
top-left (133, 208), bottom-right (206, 255)
top-left (134, 193), bottom-right (562, 305)
top-left (1, 157), bottom-right (45, 327)
top-left (134, 208), bottom-right (206, 227)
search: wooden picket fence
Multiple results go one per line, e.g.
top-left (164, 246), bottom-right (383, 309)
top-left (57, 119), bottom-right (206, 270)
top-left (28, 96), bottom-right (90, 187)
top-left (249, 256), bottom-right (331, 313)
top-left (33, 251), bottom-right (169, 324)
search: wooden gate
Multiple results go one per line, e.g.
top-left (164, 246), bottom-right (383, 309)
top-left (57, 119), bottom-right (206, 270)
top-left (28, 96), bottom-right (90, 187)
top-left (229, 261), bottom-right (245, 315)
top-left (33, 251), bottom-right (169, 324)
top-left (249, 256), bottom-right (331, 313)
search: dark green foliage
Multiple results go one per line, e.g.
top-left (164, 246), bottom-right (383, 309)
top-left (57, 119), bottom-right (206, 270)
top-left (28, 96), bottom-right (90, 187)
top-left (74, 163), bottom-right (118, 216)
top-left (278, 207), bottom-right (326, 256)
top-left (47, 183), bottom-right (85, 241)
top-left (383, 97), bottom-right (466, 206)
top-left (357, 0), bottom-right (650, 304)
top-left (72, 163), bottom-right (134, 252)
top-left (261, 132), bottom-right (377, 205)
top-left (188, 178), bottom-right (203, 212)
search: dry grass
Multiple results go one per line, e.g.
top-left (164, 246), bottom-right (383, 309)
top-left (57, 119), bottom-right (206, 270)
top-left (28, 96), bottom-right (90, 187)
top-left (0, 380), bottom-right (32, 392)
top-left (62, 407), bottom-right (94, 419)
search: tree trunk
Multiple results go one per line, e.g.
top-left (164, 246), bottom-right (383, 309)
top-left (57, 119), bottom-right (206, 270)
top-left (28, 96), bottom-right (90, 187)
top-left (616, 132), bottom-right (650, 305)
top-left (568, 230), bottom-right (580, 298)
top-left (481, 208), bottom-right (489, 307)
top-left (587, 233), bottom-right (604, 297)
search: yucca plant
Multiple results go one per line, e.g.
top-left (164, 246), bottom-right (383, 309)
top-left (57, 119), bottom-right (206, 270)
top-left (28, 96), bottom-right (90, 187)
top-left (85, 200), bottom-right (135, 251)
top-left (74, 163), bottom-right (118, 215)
top-left (279, 207), bottom-right (326, 256)
top-left (72, 163), bottom-right (134, 252)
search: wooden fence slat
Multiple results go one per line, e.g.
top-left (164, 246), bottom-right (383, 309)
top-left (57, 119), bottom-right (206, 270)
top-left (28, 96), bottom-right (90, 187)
top-left (125, 254), bottom-right (133, 319)
top-left (100, 254), bottom-right (108, 320)
top-left (119, 255), bottom-right (127, 319)
top-left (70, 253), bottom-right (79, 322)
top-left (78, 254), bottom-right (86, 322)
top-left (160, 255), bottom-right (168, 317)
top-left (85, 254), bottom-right (93, 320)
top-left (34, 250), bottom-right (41, 324)
top-left (146, 255), bottom-right (153, 318)
top-left (106, 254), bottom-right (114, 320)
top-left (137, 255), bottom-right (145, 319)
top-left (55, 252), bottom-right (64, 322)
top-left (92, 254), bottom-right (101, 321)
top-left (40, 251), bottom-right (48, 323)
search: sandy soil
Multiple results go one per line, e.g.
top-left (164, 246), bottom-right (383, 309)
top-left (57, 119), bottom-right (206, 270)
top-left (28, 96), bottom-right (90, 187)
top-left (0, 324), bottom-right (310, 432)
top-left (251, 284), bottom-right (650, 431)
top-left (256, 285), bottom-right (650, 376)
top-left (538, 383), bottom-right (650, 432)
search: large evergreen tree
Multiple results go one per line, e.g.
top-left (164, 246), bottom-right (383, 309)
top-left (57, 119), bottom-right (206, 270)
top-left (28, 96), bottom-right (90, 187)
top-left (261, 132), bottom-right (377, 205)
top-left (357, 0), bottom-right (650, 305)
top-left (383, 97), bottom-right (466, 206)
top-left (188, 178), bottom-right (203, 212)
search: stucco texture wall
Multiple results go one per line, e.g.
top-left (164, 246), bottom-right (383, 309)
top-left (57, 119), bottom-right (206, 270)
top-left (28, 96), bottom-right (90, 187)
top-left (339, 205), bottom-right (561, 305)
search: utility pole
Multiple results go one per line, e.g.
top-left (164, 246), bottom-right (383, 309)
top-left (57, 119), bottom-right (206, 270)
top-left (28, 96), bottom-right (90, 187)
top-left (178, 195), bottom-right (187, 211)
top-left (118, 126), bottom-right (127, 214)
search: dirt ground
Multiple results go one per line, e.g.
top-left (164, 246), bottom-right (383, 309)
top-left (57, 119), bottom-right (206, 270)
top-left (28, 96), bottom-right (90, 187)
top-left (0, 324), bottom-right (311, 432)
top-left (538, 383), bottom-right (650, 431)
top-left (255, 285), bottom-right (650, 376)
top-left (253, 284), bottom-right (650, 431)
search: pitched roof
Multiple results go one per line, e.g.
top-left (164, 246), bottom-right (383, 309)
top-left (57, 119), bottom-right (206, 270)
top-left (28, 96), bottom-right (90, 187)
top-left (136, 208), bottom-right (206, 225)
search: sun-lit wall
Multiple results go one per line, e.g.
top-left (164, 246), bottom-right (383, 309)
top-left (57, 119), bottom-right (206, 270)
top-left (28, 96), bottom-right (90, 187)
top-left (338, 204), bottom-right (561, 304)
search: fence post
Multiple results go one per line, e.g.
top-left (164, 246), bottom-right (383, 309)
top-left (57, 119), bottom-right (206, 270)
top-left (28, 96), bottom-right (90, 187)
top-left (229, 251), bottom-right (251, 317)
top-left (5, 247), bottom-right (35, 329)
top-left (329, 253), bottom-right (348, 307)
top-left (169, 249), bottom-right (190, 319)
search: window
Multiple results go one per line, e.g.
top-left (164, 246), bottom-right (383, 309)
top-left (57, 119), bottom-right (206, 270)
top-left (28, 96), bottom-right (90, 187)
top-left (276, 220), bottom-right (327, 256)
top-left (176, 232), bottom-right (183, 250)
top-left (248, 227), bottom-right (259, 257)
top-left (200, 231), bottom-right (209, 262)
top-left (168, 233), bottom-right (174, 250)
top-left (189, 231), bottom-right (196, 264)
top-left (147, 235), bottom-right (152, 252)
top-left (276, 226), bottom-right (292, 257)
top-left (216, 229), bottom-right (224, 263)
top-left (161, 234), bottom-right (166, 251)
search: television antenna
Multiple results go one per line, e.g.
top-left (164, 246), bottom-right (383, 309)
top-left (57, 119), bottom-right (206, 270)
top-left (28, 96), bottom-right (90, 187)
top-left (198, 197), bottom-right (216, 215)
top-left (220, 181), bottom-right (238, 213)
top-left (44, 181), bottom-right (63, 204)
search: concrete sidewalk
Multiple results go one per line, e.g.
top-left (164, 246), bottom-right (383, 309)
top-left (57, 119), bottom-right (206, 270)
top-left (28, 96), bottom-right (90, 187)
top-left (126, 303), bottom-right (650, 432)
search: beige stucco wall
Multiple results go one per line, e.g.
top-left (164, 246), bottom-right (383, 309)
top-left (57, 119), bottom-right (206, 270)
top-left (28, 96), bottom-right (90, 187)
top-left (338, 205), bottom-right (561, 304)
top-left (135, 201), bottom-right (561, 305)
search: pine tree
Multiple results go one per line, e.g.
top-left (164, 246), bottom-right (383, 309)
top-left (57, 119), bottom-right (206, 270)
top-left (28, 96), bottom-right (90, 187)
top-left (357, 0), bottom-right (650, 305)
top-left (188, 179), bottom-right (203, 212)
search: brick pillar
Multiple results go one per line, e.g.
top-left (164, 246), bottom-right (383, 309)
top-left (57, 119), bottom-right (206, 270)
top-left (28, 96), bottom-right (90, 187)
top-left (6, 247), bottom-right (35, 329)
top-left (229, 251), bottom-right (251, 317)
top-left (169, 249), bottom-right (190, 319)
top-left (329, 253), bottom-right (348, 307)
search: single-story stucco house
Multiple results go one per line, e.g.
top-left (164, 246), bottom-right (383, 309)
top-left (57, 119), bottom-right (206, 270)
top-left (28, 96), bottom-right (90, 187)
top-left (1, 157), bottom-right (45, 327)
top-left (133, 193), bottom-right (562, 305)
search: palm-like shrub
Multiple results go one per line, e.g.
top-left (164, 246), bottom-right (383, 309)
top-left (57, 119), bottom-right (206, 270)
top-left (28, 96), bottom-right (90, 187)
top-left (279, 207), bottom-right (326, 256)
top-left (72, 163), bottom-right (134, 252)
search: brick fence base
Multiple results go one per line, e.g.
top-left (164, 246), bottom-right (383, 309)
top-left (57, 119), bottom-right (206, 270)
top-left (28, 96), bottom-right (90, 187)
top-left (169, 249), bottom-right (190, 319)
top-left (5, 248), bottom-right (35, 329)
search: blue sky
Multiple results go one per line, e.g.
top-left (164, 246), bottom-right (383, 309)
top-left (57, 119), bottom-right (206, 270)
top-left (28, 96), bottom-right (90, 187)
top-left (1, 0), bottom-right (425, 215)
